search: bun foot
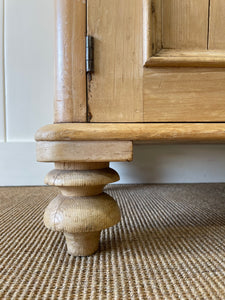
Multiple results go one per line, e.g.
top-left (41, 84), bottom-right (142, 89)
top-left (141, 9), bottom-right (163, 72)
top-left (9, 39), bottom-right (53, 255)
top-left (44, 162), bottom-right (121, 256)
top-left (64, 231), bottom-right (101, 256)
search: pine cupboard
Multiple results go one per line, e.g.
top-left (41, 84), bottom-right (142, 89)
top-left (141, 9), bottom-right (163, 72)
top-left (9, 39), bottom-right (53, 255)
top-left (36, 0), bottom-right (225, 256)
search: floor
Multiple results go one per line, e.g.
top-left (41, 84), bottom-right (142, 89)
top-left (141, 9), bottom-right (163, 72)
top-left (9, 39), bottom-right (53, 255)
top-left (0, 184), bottom-right (225, 299)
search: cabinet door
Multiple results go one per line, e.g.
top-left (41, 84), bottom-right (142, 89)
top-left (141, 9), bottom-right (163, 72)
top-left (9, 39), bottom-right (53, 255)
top-left (87, 0), bottom-right (225, 122)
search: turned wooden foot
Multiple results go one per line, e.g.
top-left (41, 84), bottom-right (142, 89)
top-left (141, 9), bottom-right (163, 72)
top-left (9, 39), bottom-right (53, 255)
top-left (43, 162), bottom-right (121, 256)
top-left (36, 140), bottom-right (132, 256)
top-left (64, 232), bottom-right (100, 256)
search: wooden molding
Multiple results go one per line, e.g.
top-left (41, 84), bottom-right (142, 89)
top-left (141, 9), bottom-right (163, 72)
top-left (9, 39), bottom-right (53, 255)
top-left (145, 50), bottom-right (225, 68)
top-left (143, 0), bottom-right (225, 68)
top-left (36, 123), bottom-right (225, 143)
top-left (36, 141), bottom-right (133, 162)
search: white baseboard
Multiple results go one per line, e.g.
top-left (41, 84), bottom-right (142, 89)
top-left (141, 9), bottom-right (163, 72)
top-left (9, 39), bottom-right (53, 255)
top-left (1, 142), bottom-right (225, 186)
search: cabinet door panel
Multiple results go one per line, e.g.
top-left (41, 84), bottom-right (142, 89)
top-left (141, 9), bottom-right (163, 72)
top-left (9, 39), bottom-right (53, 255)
top-left (209, 0), bottom-right (225, 50)
top-left (144, 68), bottom-right (225, 122)
top-left (87, 0), bottom-right (143, 122)
top-left (87, 0), bottom-right (225, 122)
top-left (162, 0), bottom-right (208, 49)
top-left (143, 0), bottom-right (225, 122)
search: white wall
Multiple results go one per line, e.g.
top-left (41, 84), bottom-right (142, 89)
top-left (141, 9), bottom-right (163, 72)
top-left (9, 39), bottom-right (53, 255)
top-left (4, 0), bottom-right (54, 141)
top-left (113, 144), bottom-right (225, 184)
top-left (0, 0), bottom-right (5, 142)
top-left (0, 0), bottom-right (54, 185)
top-left (1, 0), bottom-right (225, 186)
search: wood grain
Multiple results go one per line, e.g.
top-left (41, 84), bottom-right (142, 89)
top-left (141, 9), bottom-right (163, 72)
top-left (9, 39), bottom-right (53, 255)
top-left (36, 141), bottom-right (133, 162)
top-left (46, 165), bottom-right (119, 197)
top-left (55, 0), bottom-right (86, 122)
top-left (144, 67), bottom-right (225, 122)
top-left (143, 0), bottom-right (162, 61)
top-left (87, 0), bottom-right (143, 122)
top-left (44, 162), bottom-right (121, 256)
top-left (36, 123), bottom-right (225, 143)
top-left (143, 0), bottom-right (152, 63)
top-left (209, 0), bottom-right (225, 50)
top-left (145, 49), bottom-right (225, 67)
top-left (162, 0), bottom-right (209, 49)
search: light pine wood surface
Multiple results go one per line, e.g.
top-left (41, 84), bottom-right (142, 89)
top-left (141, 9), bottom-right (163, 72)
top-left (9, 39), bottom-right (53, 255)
top-left (209, 0), bottom-right (225, 50)
top-left (87, 0), bottom-right (143, 122)
top-left (36, 141), bottom-right (133, 162)
top-left (144, 0), bottom-right (225, 68)
top-left (54, 0), bottom-right (86, 122)
top-left (86, 0), bottom-right (225, 122)
top-left (143, 0), bottom-right (162, 60)
top-left (162, 0), bottom-right (209, 49)
top-left (143, 67), bottom-right (225, 122)
top-left (44, 162), bottom-right (121, 256)
top-left (145, 50), bottom-right (225, 67)
top-left (143, 0), bottom-right (225, 121)
top-left (35, 123), bottom-right (225, 143)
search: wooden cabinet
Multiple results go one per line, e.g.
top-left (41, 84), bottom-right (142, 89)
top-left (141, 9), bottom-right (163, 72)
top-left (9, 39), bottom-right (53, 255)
top-left (88, 0), bottom-right (225, 122)
top-left (36, 0), bottom-right (225, 257)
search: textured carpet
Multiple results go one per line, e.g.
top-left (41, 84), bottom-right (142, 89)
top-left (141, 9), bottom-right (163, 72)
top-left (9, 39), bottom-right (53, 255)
top-left (0, 184), bottom-right (225, 300)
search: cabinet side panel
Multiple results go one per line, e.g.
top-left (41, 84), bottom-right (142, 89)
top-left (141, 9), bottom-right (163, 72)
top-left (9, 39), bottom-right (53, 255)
top-left (144, 68), bottom-right (225, 122)
top-left (208, 0), bottom-right (225, 50)
top-left (87, 0), bottom-right (143, 122)
top-left (55, 0), bottom-right (87, 123)
top-left (163, 0), bottom-right (209, 49)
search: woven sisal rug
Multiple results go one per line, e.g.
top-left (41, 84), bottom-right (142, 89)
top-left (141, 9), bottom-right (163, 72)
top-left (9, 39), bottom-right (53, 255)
top-left (0, 184), bottom-right (225, 299)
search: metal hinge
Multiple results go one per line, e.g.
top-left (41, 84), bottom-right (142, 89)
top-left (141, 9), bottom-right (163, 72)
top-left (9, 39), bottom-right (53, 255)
top-left (86, 36), bottom-right (94, 75)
